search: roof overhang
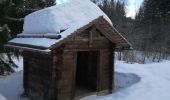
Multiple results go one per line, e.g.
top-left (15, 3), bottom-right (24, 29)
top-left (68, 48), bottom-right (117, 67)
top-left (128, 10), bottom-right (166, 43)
top-left (6, 16), bottom-right (132, 52)
top-left (5, 44), bottom-right (51, 54)
top-left (50, 16), bottom-right (132, 50)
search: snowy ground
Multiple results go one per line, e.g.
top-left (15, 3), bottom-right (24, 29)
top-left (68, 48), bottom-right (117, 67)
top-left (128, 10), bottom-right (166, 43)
top-left (0, 56), bottom-right (28, 100)
top-left (82, 60), bottom-right (170, 100)
top-left (0, 58), bottom-right (170, 100)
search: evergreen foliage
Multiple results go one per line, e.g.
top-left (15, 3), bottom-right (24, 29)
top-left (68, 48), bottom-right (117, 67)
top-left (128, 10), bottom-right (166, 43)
top-left (133, 0), bottom-right (170, 53)
top-left (97, 0), bottom-right (131, 36)
top-left (0, 0), bottom-right (55, 75)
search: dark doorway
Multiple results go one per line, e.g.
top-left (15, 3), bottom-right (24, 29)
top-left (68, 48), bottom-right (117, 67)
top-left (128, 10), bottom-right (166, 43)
top-left (75, 51), bottom-right (99, 97)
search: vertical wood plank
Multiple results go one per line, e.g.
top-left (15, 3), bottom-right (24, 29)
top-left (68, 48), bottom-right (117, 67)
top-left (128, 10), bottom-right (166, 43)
top-left (23, 52), bottom-right (29, 94)
top-left (71, 51), bottom-right (77, 100)
top-left (109, 47), bottom-right (114, 93)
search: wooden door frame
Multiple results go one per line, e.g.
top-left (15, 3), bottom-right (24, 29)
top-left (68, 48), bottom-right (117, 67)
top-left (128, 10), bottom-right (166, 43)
top-left (72, 50), bottom-right (100, 99)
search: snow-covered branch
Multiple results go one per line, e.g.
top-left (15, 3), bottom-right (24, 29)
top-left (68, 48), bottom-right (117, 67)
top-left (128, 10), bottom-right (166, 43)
top-left (5, 16), bottom-right (24, 22)
top-left (25, 8), bottom-right (40, 12)
top-left (0, 24), bottom-right (11, 33)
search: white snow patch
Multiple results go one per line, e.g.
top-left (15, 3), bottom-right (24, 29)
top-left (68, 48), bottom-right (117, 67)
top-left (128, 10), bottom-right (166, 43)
top-left (23, 0), bottom-right (112, 34)
top-left (56, 0), bottom-right (69, 5)
top-left (0, 56), bottom-right (26, 100)
top-left (0, 72), bottom-right (29, 100)
top-left (12, 56), bottom-right (23, 72)
top-left (9, 38), bottom-right (57, 48)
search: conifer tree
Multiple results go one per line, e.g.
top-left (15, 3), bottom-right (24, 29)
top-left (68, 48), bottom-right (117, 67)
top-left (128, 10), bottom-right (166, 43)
top-left (98, 0), bottom-right (127, 34)
top-left (0, 0), bottom-right (55, 75)
top-left (133, 0), bottom-right (170, 53)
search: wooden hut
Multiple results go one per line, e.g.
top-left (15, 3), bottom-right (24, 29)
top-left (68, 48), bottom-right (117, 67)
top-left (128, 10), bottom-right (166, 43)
top-left (6, 0), bottom-right (131, 100)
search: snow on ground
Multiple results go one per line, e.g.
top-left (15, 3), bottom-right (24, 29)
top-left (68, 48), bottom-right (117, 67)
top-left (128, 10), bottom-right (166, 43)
top-left (0, 72), bottom-right (29, 100)
top-left (114, 72), bottom-right (140, 91)
top-left (0, 56), bottom-right (28, 100)
top-left (82, 60), bottom-right (170, 100)
top-left (0, 58), bottom-right (170, 100)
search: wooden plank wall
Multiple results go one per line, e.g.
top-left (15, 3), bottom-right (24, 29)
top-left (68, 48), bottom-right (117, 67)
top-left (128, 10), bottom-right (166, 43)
top-left (98, 48), bottom-right (114, 94)
top-left (23, 24), bottom-right (115, 100)
top-left (23, 51), bottom-right (53, 100)
top-left (52, 49), bottom-right (76, 100)
top-left (52, 28), bottom-right (115, 100)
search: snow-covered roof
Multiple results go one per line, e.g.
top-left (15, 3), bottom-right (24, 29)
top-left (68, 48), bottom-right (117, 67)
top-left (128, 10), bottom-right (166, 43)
top-left (7, 0), bottom-right (131, 52)
top-left (23, 0), bottom-right (112, 34)
top-left (9, 38), bottom-right (57, 49)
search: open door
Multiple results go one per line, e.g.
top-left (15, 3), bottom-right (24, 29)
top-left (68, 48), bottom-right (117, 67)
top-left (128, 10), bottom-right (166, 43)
top-left (75, 51), bottom-right (99, 97)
